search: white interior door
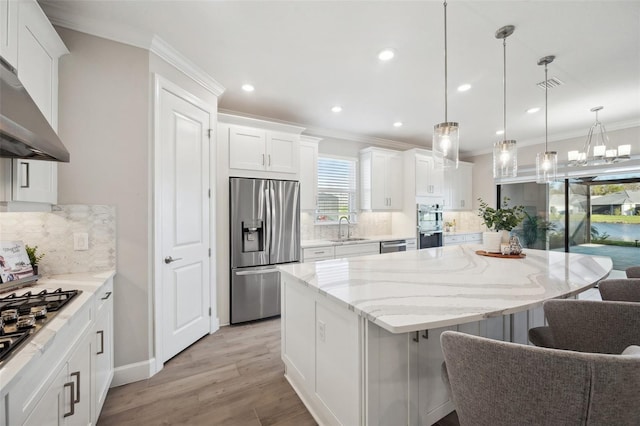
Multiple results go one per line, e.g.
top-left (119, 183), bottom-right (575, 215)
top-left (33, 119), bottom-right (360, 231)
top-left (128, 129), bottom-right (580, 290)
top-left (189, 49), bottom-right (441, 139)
top-left (160, 85), bottom-right (211, 362)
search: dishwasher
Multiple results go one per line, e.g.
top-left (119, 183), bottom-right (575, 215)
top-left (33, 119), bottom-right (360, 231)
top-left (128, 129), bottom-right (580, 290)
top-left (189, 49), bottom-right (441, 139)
top-left (380, 240), bottom-right (408, 253)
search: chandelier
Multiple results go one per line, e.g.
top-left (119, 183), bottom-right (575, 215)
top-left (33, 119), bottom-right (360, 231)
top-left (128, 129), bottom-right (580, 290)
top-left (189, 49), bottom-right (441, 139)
top-left (567, 106), bottom-right (631, 166)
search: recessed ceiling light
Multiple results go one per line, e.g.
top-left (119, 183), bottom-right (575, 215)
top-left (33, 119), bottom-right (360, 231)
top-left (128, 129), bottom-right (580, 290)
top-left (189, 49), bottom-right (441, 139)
top-left (331, 106), bottom-right (342, 113)
top-left (496, 130), bottom-right (505, 135)
top-left (457, 84), bottom-right (472, 92)
top-left (242, 84), bottom-right (255, 92)
top-left (378, 48), bottom-right (395, 61)
top-left (526, 107), bottom-right (540, 114)
top-left (393, 121), bottom-right (403, 128)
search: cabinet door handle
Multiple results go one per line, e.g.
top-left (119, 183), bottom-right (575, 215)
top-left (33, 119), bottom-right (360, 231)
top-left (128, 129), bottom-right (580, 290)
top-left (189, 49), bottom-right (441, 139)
top-left (101, 291), bottom-right (112, 300)
top-left (268, 154), bottom-right (271, 166)
top-left (20, 162), bottom-right (30, 188)
top-left (63, 381), bottom-right (76, 417)
top-left (70, 371), bottom-right (80, 403)
top-left (97, 330), bottom-right (104, 355)
top-left (262, 154), bottom-right (265, 165)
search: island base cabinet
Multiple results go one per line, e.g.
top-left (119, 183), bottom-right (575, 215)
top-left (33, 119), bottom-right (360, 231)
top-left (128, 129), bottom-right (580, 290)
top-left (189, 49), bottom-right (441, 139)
top-left (281, 275), bottom-right (361, 426)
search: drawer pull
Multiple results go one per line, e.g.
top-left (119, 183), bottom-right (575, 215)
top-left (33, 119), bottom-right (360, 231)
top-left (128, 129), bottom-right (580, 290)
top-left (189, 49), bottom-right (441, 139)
top-left (101, 291), bottom-right (112, 300)
top-left (63, 381), bottom-right (75, 417)
top-left (70, 371), bottom-right (80, 403)
top-left (97, 330), bottom-right (104, 355)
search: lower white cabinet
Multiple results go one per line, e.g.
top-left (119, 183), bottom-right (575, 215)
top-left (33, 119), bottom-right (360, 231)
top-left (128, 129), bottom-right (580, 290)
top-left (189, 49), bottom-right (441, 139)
top-left (443, 232), bottom-right (482, 246)
top-left (23, 332), bottom-right (92, 426)
top-left (302, 242), bottom-right (380, 262)
top-left (4, 277), bottom-right (114, 426)
top-left (302, 246), bottom-right (335, 262)
top-left (93, 278), bottom-right (114, 424)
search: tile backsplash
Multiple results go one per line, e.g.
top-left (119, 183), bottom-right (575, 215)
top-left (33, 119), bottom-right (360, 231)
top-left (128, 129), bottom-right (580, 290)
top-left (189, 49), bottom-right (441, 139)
top-left (301, 211), bottom-right (392, 240)
top-left (442, 211), bottom-right (486, 232)
top-left (0, 205), bottom-right (116, 276)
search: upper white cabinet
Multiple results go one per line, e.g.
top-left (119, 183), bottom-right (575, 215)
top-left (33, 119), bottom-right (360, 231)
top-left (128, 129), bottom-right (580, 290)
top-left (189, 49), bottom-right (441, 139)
top-left (299, 135), bottom-right (321, 211)
top-left (0, 0), bottom-right (19, 68)
top-left (415, 154), bottom-right (443, 198)
top-left (228, 125), bottom-right (298, 174)
top-left (443, 161), bottom-right (473, 210)
top-left (360, 147), bottom-right (403, 211)
top-left (0, 0), bottom-right (68, 209)
top-left (221, 114), bottom-right (304, 178)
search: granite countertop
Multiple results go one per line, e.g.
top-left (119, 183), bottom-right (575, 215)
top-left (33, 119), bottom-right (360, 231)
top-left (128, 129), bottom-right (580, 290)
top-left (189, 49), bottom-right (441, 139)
top-left (302, 234), bottom-right (416, 248)
top-left (0, 270), bottom-right (116, 391)
top-left (278, 245), bottom-right (612, 334)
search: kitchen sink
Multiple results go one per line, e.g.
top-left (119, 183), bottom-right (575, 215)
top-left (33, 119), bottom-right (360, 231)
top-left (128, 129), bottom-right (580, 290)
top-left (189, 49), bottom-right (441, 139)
top-left (328, 237), bottom-right (369, 242)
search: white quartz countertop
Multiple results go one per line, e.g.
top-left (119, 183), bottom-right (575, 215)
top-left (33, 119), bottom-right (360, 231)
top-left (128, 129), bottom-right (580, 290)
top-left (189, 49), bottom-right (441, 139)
top-left (302, 234), bottom-right (416, 248)
top-left (0, 270), bottom-right (116, 391)
top-left (278, 245), bottom-right (612, 334)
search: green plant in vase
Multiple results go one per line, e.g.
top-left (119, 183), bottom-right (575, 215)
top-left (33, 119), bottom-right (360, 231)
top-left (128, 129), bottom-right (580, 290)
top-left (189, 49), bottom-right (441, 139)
top-left (477, 197), bottom-right (525, 253)
top-left (25, 244), bottom-right (44, 275)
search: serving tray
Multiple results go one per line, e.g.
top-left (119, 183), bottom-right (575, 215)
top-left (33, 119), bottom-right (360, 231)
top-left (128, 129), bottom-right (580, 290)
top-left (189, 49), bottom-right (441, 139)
top-left (475, 250), bottom-right (526, 259)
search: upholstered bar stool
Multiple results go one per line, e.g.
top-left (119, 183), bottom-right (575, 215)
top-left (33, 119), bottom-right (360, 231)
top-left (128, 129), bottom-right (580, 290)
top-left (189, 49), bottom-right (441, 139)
top-left (626, 266), bottom-right (640, 278)
top-left (598, 278), bottom-right (640, 302)
top-left (528, 299), bottom-right (640, 353)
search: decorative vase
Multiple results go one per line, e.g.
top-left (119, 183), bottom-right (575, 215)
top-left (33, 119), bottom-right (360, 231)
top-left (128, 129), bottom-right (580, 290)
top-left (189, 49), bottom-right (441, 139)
top-left (500, 230), bottom-right (511, 243)
top-left (483, 232), bottom-right (503, 253)
top-left (509, 235), bottom-right (523, 255)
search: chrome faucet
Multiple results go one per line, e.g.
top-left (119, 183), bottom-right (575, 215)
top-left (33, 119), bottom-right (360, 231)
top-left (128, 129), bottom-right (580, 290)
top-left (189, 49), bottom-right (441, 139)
top-left (338, 216), bottom-right (351, 240)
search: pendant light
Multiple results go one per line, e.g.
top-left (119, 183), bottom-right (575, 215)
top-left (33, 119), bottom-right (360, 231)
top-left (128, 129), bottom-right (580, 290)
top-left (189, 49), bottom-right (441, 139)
top-left (493, 25), bottom-right (517, 179)
top-left (432, 1), bottom-right (459, 169)
top-left (535, 55), bottom-right (557, 184)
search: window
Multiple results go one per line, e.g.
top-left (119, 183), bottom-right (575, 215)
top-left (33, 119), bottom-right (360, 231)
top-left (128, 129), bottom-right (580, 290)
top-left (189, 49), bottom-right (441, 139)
top-left (316, 156), bottom-right (357, 223)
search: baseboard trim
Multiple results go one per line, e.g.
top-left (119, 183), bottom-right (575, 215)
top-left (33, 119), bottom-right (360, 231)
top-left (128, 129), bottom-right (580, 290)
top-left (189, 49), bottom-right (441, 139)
top-left (111, 358), bottom-right (156, 387)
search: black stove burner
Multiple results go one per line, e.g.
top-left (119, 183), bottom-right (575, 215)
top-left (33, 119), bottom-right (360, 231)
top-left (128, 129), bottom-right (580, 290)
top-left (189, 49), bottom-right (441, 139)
top-left (0, 288), bottom-right (80, 365)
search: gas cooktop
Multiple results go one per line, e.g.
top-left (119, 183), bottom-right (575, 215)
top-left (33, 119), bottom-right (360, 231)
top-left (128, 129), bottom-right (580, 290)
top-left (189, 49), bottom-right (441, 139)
top-left (0, 288), bottom-right (80, 367)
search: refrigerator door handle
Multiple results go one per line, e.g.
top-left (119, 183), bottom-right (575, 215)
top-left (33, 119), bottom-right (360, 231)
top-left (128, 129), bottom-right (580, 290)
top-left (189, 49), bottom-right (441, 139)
top-left (264, 182), bottom-right (272, 258)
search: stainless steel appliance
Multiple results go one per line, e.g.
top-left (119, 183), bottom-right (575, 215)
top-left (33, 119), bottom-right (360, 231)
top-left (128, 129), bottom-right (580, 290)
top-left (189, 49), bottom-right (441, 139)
top-left (0, 59), bottom-right (70, 161)
top-left (229, 177), bottom-right (300, 324)
top-left (380, 240), bottom-right (409, 253)
top-left (417, 204), bottom-right (443, 249)
top-left (0, 288), bottom-right (80, 367)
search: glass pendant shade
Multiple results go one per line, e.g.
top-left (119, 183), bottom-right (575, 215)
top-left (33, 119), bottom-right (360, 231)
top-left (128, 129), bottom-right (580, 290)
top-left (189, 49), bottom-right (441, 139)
top-left (493, 140), bottom-right (517, 178)
top-left (433, 122), bottom-right (459, 168)
top-left (536, 151), bottom-right (557, 184)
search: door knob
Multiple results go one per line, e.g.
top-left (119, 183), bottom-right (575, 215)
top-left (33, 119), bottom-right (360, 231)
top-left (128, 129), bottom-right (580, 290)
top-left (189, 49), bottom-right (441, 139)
top-left (164, 256), bottom-right (182, 264)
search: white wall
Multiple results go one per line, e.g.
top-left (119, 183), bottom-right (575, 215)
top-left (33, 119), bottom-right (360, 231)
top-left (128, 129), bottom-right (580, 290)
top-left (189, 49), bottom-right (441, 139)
top-left (56, 28), bottom-right (151, 369)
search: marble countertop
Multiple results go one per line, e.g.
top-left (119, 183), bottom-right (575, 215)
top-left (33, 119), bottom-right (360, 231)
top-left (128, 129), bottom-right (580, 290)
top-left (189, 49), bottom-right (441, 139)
top-left (278, 245), bottom-right (612, 334)
top-left (302, 234), bottom-right (416, 248)
top-left (0, 270), bottom-right (116, 391)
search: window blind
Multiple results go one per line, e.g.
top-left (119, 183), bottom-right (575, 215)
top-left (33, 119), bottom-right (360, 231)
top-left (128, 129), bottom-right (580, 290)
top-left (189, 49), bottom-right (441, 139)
top-left (316, 157), bottom-right (357, 223)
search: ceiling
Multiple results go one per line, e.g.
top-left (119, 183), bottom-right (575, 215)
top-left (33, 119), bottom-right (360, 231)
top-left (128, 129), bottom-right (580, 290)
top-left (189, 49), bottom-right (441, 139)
top-left (40, 1), bottom-right (640, 156)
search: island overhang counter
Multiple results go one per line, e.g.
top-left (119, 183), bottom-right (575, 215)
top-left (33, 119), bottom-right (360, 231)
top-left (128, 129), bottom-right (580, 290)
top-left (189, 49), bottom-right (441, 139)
top-left (277, 245), bottom-right (612, 426)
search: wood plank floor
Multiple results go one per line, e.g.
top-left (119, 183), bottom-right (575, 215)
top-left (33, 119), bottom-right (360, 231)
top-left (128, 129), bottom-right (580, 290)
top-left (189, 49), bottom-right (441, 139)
top-left (98, 317), bottom-right (459, 426)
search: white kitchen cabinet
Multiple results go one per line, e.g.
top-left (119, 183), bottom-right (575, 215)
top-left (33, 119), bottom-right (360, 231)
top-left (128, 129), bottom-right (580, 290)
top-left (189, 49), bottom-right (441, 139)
top-left (24, 331), bottom-right (92, 426)
top-left (443, 232), bottom-right (482, 246)
top-left (406, 238), bottom-right (417, 251)
top-left (228, 125), bottom-right (299, 174)
top-left (93, 278), bottom-right (114, 424)
top-left (299, 136), bottom-right (321, 211)
top-left (0, 0), bottom-right (19, 68)
top-left (415, 154), bottom-right (443, 199)
top-left (302, 245), bottom-right (335, 262)
top-left (444, 161), bottom-right (473, 210)
top-left (335, 242), bottom-right (379, 258)
top-left (360, 147), bottom-right (403, 211)
top-left (4, 277), bottom-right (115, 426)
top-left (0, 0), bottom-right (67, 209)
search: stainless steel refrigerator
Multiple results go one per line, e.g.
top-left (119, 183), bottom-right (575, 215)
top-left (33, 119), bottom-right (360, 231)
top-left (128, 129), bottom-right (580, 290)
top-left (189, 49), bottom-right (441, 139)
top-left (229, 177), bottom-right (300, 324)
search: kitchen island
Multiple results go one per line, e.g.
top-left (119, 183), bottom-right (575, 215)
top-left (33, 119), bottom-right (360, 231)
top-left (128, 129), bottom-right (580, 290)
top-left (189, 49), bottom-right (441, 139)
top-left (277, 245), bottom-right (612, 426)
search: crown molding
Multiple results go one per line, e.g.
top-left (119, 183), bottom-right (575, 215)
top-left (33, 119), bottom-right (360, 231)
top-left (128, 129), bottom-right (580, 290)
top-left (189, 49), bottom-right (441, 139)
top-left (149, 36), bottom-right (225, 97)
top-left (302, 125), bottom-right (421, 151)
top-left (41, 3), bottom-right (224, 97)
top-left (218, 110), bottom-right (306, 134)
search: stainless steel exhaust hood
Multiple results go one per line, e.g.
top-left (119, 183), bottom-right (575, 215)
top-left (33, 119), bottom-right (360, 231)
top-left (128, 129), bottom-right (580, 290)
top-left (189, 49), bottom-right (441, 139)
top-left (0, 59), bottom-right (70, 162)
